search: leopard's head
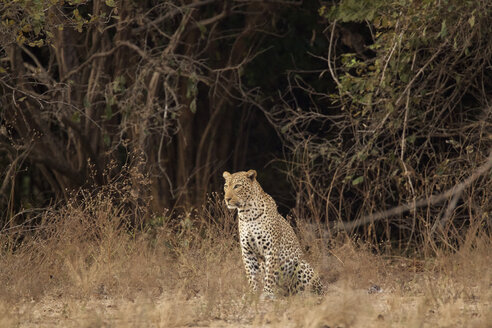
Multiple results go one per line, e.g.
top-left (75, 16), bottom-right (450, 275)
top-left (222, 170), bottom-right (257, 210)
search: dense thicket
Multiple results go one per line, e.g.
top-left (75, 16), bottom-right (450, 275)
top-left (0, 0), bottom-right (491, 249)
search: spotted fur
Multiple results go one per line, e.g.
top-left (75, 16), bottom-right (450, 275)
top-left (223, 169), bottom-right (323, 298)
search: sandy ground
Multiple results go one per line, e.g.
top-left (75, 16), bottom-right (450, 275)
top-left (8, 273), bottom-right (490, 328)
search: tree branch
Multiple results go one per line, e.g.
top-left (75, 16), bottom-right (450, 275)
top-left (334, 148), bottom-right (492, 231)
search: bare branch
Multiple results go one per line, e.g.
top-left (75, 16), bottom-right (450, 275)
top-left (131, 0), bottom-right (217, 34)
top-left (334, 148), bottom-right (492, 231)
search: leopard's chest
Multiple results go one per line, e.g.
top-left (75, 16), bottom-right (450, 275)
top-left (238, 218), bottom-right (273, 257)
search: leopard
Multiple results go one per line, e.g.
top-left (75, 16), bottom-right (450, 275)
top-left (223, 169), bottom-right (323, 299)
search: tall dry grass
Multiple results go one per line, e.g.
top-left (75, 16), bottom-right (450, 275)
top-left (0, 183), bottom-right (490, 327)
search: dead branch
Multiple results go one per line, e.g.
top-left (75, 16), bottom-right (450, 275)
top-left (334, 148), bottom-right (492, 231)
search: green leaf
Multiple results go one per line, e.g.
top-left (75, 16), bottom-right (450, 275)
top-left (406, 135), bottom-right (416, 144)
top-left (103, 134), bottom-right (111, 147)
top-left (468, 15), bottom-right (475, 28)
top-left (106, 95), bottom-right (115, 106)
top-left (190, 99), bottom-right (197, 114)
top-left (352, 176), bottom-right (364, 185)
top-left (439, 20), bottom-right (447, 39)
top-left (197, 22), bottom-right (206, 35)
top-left (186, 78), bottom-right (197, 99)
top-left (400, 72), bottom-right (410, 83)
top-left (113, 76), bottom-right (126, 92)
top-left (71, 111), bottom-right (81, 123)
top-left (104, 103), bottom-right (113, 120)
top-left (105, 0), bottom-right (116, 8)
top-left (83, 97), bottom-right (90, 109)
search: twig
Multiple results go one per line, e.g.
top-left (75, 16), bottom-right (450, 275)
top-left (63, 46), bottom-right (121, 82)
top-left (0, 147), bottom-right (31, 196)
top-left (400, 91), bottom-right (417, 251)
top-left (326, 20), bottom-right (343, 92)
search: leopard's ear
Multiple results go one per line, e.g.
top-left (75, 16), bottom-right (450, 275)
top-left (246, 169), bottom-right (257, 181)
top-left (223, 171), bottom-right (231, 180)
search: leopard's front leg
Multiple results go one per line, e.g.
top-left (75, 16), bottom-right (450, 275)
top-left (241, 245), bottom-right (260, 292)
top-left (262, 252), bottom-right (278, 299)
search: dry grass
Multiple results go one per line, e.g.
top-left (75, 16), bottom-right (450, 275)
top-left (0, 191), bottom-right (491, 328)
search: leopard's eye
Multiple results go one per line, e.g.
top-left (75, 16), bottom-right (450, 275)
top-left (233, 184), bottom-right (240, 189)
